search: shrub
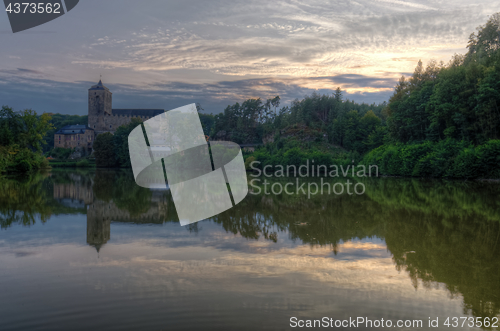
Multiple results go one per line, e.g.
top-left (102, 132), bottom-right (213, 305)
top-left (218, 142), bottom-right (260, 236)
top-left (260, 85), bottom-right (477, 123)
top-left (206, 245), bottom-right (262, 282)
top-left (244, 156), bottom-right (256, 171)
top-left (282, 148), bottom-right (305, 168)
top-left (447, 147), bottom-right (479, 178)
top-left (16, 159), bottom-right (32, 172)
top-left (364, 139), bottom-right (500, 179)
top-left (49, 147), bottom-right (73, 159)
top-left (400, 142), bottom-right (433, 176)
top-left (76, 159), bottom-right (90, 168)
top-left (475, 140), bottom-right (500, 178)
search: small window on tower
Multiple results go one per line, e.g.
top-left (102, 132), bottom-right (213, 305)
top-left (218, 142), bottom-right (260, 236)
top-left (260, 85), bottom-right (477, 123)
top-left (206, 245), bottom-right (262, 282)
top-left (110, 125), bottom-right (112, 128)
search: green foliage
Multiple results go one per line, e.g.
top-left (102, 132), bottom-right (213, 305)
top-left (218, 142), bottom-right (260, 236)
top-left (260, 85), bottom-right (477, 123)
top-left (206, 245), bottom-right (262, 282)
top-left (363, 139), bottom-right (500, 178)
top-left (249, 146), bottom-right (352, 174)
top-left (19, 109), bottom-right (54, 152)
top-left (0, 172), bottom-right (53, 228)
top-left (476, 140), bottom-right (500, 178)
top-left (108, 172), bottom-right (152, 216)
top-left (93, 132), bottom-right (117, 168)
top-left (244, 156), bottom-right (256, 170)
top-left (49, 147), bottom-right (73, 159)
top-left (446, 147), bottom-right (479, 179)
top-left (212, 92), bottom-right (385, 152)
top-left (0, 106), bottom-right (54, 174)
top-left (113, 118), bottom-right (143, 168)
top-left (92, 119), bottom-right (143, 168)
top-left (76, 159), bottom-right (90, 168)
top-left (386, 14), bottom-right (500, 145)
top-left (49, 161), bottom-right (77, 168)
top-left (199, 113), bottom-right (215, 136)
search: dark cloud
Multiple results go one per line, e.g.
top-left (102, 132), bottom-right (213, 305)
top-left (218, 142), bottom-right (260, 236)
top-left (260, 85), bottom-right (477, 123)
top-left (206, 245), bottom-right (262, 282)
top-left (16, 68), bottom-right (44, 74)
top-left (0, 74), bottom-right (392, 115)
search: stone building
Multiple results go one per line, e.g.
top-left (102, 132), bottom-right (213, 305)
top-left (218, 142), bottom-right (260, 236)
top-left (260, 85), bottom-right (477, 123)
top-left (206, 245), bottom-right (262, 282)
top-left (54, 124), bottom-right (94, 153)
top-left (88, 80), bottom-right (164, 135)
top-left (54, 80), bottom-right (165, 151)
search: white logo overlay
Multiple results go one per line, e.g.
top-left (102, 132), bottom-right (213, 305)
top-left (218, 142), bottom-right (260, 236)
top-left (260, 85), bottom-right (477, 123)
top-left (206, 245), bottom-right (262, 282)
top-left (128, 104), bottom-right (248, 226)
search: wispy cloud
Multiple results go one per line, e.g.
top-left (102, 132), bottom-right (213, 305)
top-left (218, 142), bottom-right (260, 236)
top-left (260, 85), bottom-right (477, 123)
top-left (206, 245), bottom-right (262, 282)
top-left (1, 0), bottom-right (499, 114)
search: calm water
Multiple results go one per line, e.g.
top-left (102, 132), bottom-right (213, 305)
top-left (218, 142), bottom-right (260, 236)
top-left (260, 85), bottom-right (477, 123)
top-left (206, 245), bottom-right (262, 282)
top-left (0, 169), bottom-right (499, 331)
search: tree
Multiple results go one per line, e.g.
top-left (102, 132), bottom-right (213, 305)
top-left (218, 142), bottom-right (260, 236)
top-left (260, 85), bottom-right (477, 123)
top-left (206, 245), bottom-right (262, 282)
top-left (0, 106), bottom-right (54, 173)
top-left (0, 107), bottom-right (53, 151)
top-left (0, 106), bottom-right (21, 146)
top-left (466, 13), bottom-right (500, 63)
top-left (113, 118), bottom-right (143, 168)
top-left (93, 133), bottom-right (117, 168)
top-left (18, 109), bottom-right (54, 152)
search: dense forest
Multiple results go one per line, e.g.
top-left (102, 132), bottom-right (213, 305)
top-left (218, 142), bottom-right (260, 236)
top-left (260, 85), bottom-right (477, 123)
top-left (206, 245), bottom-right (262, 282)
top-left (363, 13), bottom-right (500, 178)
top-left (211, 90), bottom-right (386, 153)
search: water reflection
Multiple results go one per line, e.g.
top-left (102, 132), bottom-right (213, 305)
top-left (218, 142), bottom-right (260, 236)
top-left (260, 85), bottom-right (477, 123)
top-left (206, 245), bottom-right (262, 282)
top-left (0, 169), bottom-right (499, 330)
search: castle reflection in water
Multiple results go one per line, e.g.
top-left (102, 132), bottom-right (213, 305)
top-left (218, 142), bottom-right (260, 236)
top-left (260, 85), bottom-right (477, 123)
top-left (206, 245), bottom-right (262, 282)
top-left (6, 169), bottom-right (498, 324)
top-left (53, 173), bottom-right (169, 253)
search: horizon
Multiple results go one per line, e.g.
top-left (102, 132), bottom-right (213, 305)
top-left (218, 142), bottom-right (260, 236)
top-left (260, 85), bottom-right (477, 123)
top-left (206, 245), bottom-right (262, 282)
top-left (1, 0), bottom-right (499, 115)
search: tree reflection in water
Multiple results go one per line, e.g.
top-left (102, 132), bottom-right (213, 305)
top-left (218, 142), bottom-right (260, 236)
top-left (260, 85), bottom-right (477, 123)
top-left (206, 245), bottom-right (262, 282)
top-left (1, 170), bottom-right (499, 325)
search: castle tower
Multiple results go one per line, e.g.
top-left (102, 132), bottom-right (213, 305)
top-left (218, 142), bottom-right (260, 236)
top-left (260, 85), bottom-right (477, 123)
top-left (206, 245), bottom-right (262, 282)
top-left (86, 216), bottom-right (111, 253)
top-left (88, 80), bottom-right (112, 134)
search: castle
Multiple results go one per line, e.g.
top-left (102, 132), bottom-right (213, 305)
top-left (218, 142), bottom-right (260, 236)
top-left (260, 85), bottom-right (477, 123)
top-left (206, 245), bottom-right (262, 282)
top-left (88, 80), bottom-right (164, 135)
top-left (55, 80), bottom-right (165, 153)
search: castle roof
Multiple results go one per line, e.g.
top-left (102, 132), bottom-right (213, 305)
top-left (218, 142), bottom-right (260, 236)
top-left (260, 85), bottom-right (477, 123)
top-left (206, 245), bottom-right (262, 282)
top-left (112, 109), bottom-right (164, 117)
top-left (56, 125), bottom-right (94, 135)
top-left (89, 80), bottom-right (110, 91)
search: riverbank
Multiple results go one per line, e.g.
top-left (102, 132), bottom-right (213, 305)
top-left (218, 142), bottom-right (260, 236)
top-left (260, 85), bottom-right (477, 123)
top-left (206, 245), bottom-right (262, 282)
top-left (362, 139), bottom-right (500, 179)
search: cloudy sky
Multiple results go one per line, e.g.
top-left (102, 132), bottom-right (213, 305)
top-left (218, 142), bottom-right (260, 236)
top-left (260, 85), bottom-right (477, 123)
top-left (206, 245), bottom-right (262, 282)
top-left (1, 0), bottom-right (499, 115)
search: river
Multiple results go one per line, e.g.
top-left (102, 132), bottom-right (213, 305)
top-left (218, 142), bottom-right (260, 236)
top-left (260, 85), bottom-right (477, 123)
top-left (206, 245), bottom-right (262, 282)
top-left (0, 169), bottom-right (499, 330)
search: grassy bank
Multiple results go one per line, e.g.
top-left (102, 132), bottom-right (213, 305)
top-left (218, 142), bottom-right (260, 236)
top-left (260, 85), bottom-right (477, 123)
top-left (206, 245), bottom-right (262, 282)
top-left (49, 158), bottom-right (96, 168)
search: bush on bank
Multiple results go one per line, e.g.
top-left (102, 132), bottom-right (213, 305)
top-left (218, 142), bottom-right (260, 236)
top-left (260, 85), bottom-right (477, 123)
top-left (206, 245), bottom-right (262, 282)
top-left (247, 147), bottom-right (358, 174)
top-left (362, 139), bottom-right (500, 179)
top-left (0, 145), bottom-right (50, 174)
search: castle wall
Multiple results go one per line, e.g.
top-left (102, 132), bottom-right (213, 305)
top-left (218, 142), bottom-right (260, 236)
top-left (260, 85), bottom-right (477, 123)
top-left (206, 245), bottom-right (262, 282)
top-left (54, 182), bottom-right (94, 205)
top-left (54, 129), bottom-right (94, 151)
top-left (99, 113), bottom-right (153, 133)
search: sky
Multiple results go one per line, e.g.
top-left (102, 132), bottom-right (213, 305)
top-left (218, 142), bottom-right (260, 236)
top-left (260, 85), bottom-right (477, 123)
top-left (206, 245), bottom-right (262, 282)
top-left (1, 0), bottom-right (499, 115)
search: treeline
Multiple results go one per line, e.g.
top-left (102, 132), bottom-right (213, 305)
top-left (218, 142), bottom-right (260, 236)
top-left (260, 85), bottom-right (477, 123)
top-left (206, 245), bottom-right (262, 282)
top-left (0, 106), bottom-right (53, 173)
top-left (212, 91), bottom-right (386, 155)
top-left (363, 13), bottom-right (500, 177)
top-left (386, 13), bottom-right (500, 144)
top-left (211, 88), bottom-right (387, 173)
